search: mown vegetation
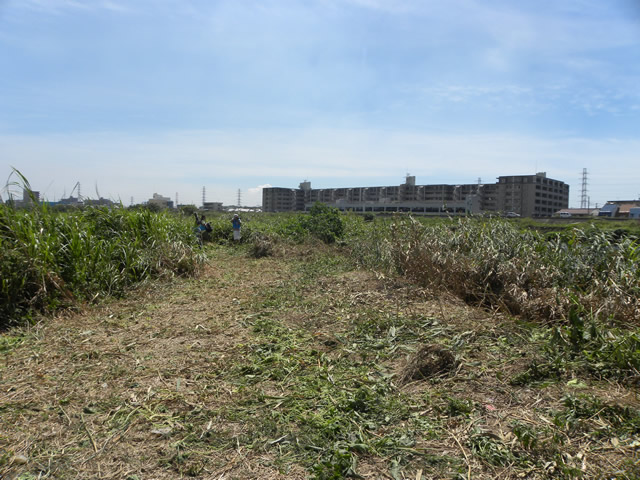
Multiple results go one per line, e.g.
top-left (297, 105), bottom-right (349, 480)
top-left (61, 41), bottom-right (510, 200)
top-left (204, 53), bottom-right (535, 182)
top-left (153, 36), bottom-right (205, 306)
top-left (205, 207), bottom-right (640, 327)
top-left (2, 196), bottom-right (640, 479)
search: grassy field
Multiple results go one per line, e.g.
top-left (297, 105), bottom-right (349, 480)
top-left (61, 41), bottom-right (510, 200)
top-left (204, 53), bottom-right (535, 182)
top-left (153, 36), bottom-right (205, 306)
top-left (1, 208), bottom-right (640, 479)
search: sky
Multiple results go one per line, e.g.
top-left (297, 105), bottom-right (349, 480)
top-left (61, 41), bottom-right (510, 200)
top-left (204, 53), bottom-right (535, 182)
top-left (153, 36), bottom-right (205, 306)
top-left (1, 0), bottom-right (639, 208)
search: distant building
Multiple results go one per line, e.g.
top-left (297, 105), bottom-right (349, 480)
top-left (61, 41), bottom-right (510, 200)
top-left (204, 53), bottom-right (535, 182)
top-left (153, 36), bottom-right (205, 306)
top-left (203, 201), bottom-right (223, 212)
top-left (147, 193), bottom-right (174, 209)
top-left (496, 173), bottom-right (569, 217)
top-left (58, 195), bottom-right (82, 207)
top-left (598, 200), bottom-right (640, 218)
top-left (554, 208), bottom-right (599, 218)
top-left (26, 189), bottom-right (40, 204)
top-left (8, 188), bottom-right (41, 208)
top-left (84, 198), bottom-right (115, 207)
top-left (262, 172), bottom-right (569, 217)
top-left (616, 202), bottom-right (640, 218)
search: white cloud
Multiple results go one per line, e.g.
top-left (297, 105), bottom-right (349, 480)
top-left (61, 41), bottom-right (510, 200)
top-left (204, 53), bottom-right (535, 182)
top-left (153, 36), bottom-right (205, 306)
top-left (245, 184), bottom-right (272, 206)
top-left (2, 128), bottom-right (638, 208)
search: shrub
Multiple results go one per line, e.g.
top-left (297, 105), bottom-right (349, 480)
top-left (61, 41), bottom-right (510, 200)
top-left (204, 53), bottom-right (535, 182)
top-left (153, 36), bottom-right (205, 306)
top-left (300, 202), bottom-right (345, 244)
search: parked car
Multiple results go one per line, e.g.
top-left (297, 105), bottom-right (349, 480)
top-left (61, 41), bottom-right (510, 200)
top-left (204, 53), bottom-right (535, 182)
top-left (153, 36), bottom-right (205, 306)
top-left (505, 211), bottom-right (521, 218)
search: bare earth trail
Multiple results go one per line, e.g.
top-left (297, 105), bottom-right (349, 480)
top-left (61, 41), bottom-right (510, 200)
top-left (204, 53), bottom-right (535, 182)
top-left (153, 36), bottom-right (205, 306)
top-left (2, 249), bottom-right (294, 479)
top-left (1, 246), bottom-right (638, 479)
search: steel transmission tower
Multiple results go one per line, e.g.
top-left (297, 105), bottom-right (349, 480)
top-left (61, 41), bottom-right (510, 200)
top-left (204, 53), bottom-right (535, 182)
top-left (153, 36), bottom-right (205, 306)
top-left (202, 187), bottom-right (206, 207)
top-left (580, 168), bottom-right (588, 209)
top-left (237, 189), bottom-right (242, 207)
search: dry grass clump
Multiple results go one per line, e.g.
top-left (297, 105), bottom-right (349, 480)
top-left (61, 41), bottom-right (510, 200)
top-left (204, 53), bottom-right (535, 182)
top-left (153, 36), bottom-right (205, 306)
top-left (397, 343), bottom-right (457, 385)
top-left (248, 232), bottom-right (277, 258)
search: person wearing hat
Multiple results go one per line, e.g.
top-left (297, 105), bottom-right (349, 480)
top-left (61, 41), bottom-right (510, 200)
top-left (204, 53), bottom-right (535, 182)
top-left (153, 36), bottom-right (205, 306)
top-left (231, 214), bottom-right (242, 241)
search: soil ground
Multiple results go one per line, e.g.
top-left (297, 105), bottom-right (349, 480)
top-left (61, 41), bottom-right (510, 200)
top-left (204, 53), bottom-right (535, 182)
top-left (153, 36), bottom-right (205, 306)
top-left (1, 244), bottom-right (638, 479)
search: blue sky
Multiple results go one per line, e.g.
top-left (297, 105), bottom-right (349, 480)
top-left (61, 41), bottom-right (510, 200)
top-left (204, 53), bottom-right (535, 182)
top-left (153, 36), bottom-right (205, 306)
top-left (1, 0), bottom-right (639, 207)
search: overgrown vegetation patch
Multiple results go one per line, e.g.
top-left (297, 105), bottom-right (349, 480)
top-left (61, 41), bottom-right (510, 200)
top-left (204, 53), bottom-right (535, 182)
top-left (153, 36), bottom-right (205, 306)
top-left (1, 183), bottom-right (204, 326)
top-left (350, 216), bottom-right (640, 325)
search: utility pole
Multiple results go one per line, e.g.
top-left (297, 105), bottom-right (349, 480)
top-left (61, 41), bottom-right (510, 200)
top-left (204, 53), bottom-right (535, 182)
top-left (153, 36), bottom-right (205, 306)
top-left (176, 192), bottom-right (179, 208)
top-left (580, 168), bottom-right (588, 209)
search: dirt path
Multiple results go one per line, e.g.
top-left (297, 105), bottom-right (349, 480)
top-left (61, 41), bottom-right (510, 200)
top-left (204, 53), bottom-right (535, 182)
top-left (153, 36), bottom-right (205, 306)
top-left (1, 249), bottom-right (301, 479)
top-left (1, 246), bottom-right (637, 479)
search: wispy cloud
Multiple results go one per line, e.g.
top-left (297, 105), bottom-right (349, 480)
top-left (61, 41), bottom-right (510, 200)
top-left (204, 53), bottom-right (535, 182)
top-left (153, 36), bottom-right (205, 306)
top-left (15, 0), bottom-right (132, 15)
top-left (409, 82), bottom-right (640, 119)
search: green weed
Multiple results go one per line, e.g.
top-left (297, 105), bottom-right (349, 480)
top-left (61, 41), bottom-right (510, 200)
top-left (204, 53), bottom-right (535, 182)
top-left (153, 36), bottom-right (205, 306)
top-left (468, 430), bottom-right (516, 466)
top-left (1, 175), bottom-right (204, 326)
top-left (553, 394), bottom-right (640, 439)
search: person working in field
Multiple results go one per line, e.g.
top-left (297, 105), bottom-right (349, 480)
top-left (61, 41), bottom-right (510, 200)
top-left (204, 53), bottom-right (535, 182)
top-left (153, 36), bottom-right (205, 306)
top-left (194, 213), bottom-right (211, 233)
top-left (194, 213), bottom-right (212, 245)
top-left (194, 213), bottom-right (206, 230)
top-left (231, 214), bottom-right (242, 241)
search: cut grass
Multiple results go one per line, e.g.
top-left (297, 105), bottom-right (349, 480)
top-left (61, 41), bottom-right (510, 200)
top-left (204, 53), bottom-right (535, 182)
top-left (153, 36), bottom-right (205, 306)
top-left (1, 244), bottom-right (638, 479)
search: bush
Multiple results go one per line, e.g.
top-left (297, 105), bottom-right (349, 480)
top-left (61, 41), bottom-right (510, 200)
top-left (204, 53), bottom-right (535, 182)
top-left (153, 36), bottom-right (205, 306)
top-left (300, 202), bottom-right (345, 244)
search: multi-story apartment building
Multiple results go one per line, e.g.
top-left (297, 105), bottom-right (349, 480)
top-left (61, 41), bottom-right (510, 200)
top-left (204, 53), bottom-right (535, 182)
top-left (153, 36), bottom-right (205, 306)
top-left (262, 172), bottom-right (569, 217)
top-left (497, 173), bottom-right (569, 217)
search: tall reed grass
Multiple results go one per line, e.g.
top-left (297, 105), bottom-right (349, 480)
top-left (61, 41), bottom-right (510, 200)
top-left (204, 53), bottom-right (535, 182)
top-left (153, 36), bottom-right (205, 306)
top-left (1, 195), bottom-right (203, 326)
top-left (348, 216), bottom-right (640, 324)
